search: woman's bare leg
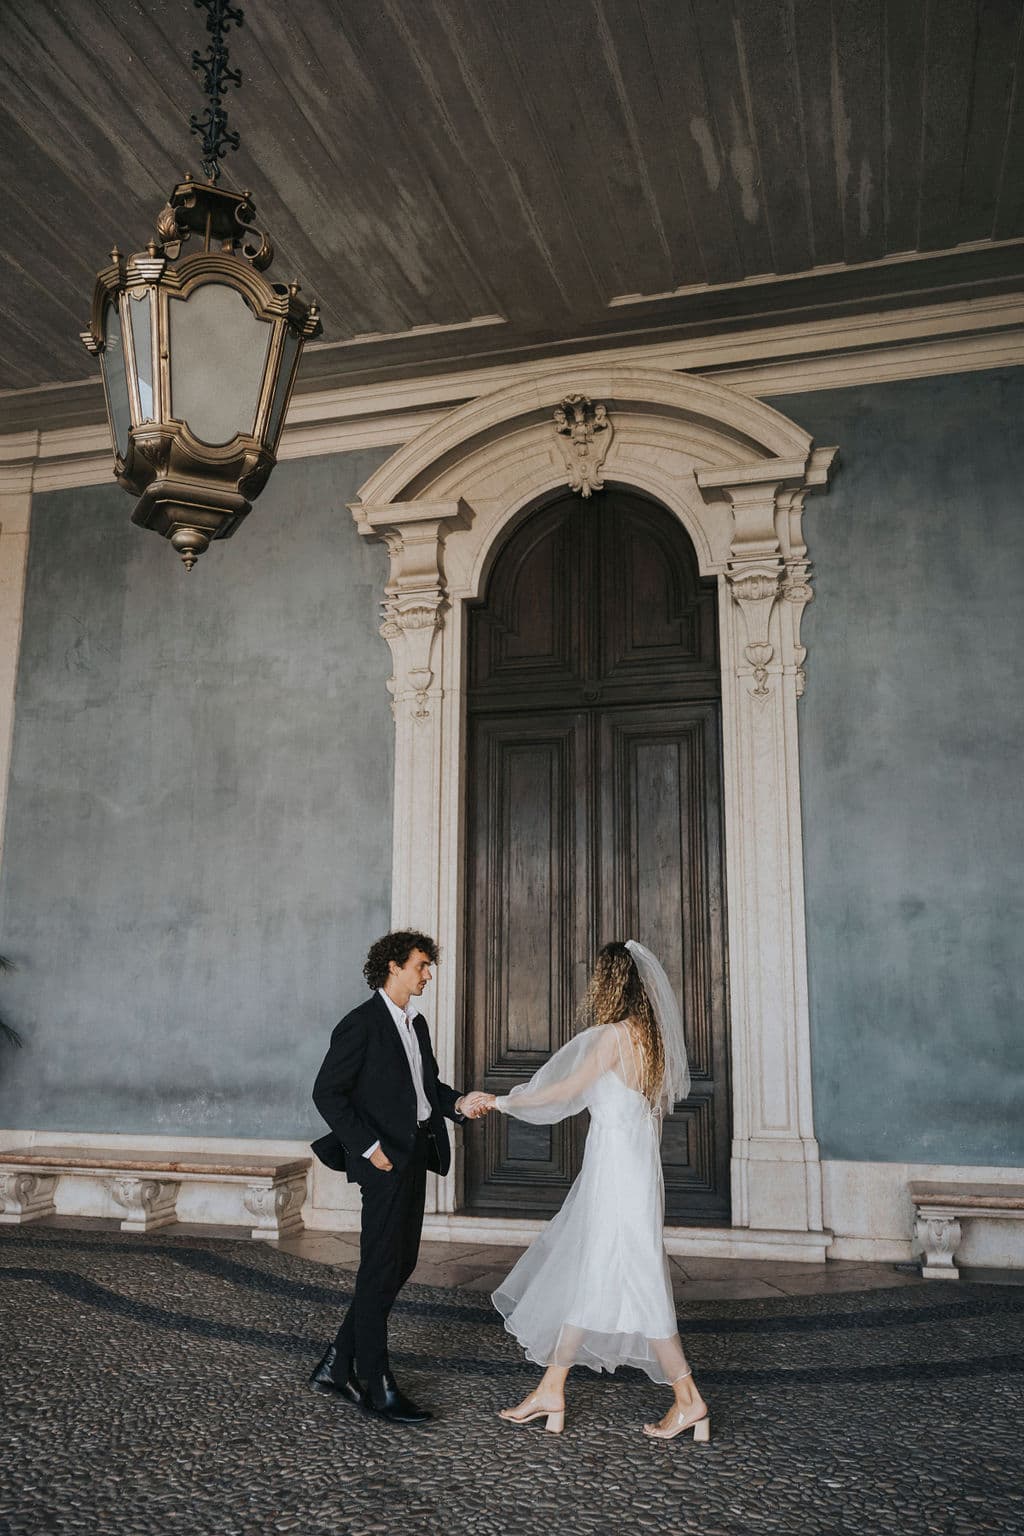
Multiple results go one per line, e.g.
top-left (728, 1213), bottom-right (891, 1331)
top-left (643, 1335), bottom-right (708, 1438)
top-left (500, 1325), bottom-right (580, 1423)
top-left (499, 1363), bottom-right (570, 1421)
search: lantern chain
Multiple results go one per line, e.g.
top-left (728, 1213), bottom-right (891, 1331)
top-left (189, 0), bottom-right (244, 184)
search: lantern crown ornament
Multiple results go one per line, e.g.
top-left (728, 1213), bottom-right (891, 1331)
top-left (80, 0), bottom-right (322, 569)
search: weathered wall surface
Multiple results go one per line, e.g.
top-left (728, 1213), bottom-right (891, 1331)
top-left (1, 369), bottom-right (1022, 1171)
top-left (0, 449), bottom-right (394, 1140)
top-left (768, 369), bottom-right (1024, 1165)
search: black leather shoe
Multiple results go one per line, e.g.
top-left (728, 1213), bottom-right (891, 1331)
top-left (367, 1370), bottom-right (433, 1424)
top-left (308, 1346), bottom-right (368, 1409)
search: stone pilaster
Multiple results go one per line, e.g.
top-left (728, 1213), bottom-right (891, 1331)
top-left (698, 450), bottom-right (836, 1235)
top-left (352, 499), bottom-right (473, 1217)
top-left (0, 434), bottom-right (37, 871)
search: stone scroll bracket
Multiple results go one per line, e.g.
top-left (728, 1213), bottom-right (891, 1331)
top-left (352, 499), bottom-right (471, 726)
top-left (697, 449), bottom-right (836, 702)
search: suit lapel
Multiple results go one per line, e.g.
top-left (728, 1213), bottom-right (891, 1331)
top-left (373, 992), bottom-right (416, 1103)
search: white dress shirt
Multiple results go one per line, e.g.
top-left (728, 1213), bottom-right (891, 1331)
top-left (363, 988), bottom-right (433, 1159)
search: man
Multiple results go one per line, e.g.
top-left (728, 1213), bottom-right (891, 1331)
top-left (309, 930), bottom-right (490, 1424)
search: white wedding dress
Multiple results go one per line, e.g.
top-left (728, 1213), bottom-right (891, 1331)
top-left (492, 1021), bottom-right (689, 1385)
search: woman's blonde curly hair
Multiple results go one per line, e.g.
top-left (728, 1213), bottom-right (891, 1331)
top-left (578, 941), bottom-right (665, 1105)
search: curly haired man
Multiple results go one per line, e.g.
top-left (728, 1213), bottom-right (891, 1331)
top-left (309, 930), bottom-right (490, 1423)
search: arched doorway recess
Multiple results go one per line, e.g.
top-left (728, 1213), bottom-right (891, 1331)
top-left (464, 487), bottom-right (730, 1224)
top-left (351, 366), bottom-right (837, 1258)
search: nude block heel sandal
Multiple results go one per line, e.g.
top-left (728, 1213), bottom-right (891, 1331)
top-left (498, 1399), bottom-right (565, 1434)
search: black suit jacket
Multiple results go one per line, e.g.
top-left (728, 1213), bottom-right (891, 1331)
top-left (311, 992), bottom-right (464, 1182)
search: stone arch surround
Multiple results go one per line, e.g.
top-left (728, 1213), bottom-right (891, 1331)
top-left (351, 365), bottom-right (838, 1256)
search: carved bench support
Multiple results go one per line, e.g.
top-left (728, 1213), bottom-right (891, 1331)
top-left (910, 1181), bottom-right (1024, 1279)
top-left (0, 1147), bottom-right (311, 1238)
top-left (243, 1174), bottom-right (306, 1240)
top-left (107, 1175), bottom-right (180, 1233)
top-left (0, 1170), bottom-right (58, 1224)
top-left (915, 1215), bottom-right (963, 1279)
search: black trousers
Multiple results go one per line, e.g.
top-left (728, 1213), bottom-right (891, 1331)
top-left (332, 1127), bottom-right (429, 1394)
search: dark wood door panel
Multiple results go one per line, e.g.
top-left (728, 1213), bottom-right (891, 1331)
top-left (468, 489), bottom-right (719, 711)
top-left (464, 489), bottom-right (731, 1224)
top-left (597, 494), bottom-right (719, 691)
top-left (468, 498), bottom-right (585, 703)
top-left (464, 712), bottom-right (591, 1213)
top-left (598, 705), bottom-right (731, 1223)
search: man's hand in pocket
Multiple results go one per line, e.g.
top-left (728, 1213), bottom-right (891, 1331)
top-left (369, 1147), bottom-right (393, 1171)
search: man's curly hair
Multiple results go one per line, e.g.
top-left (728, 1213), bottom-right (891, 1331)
top-left (363, 930), bottom-right (439, 990)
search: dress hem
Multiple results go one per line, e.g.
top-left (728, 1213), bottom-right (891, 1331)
top-left (492, 1293), bottom-right (679, 1386)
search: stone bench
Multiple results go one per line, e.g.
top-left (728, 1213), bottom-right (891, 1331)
top-left (910, 1180), bottom-right (1024, 1278)
top-left (0, 1147), bottom-right (310, 1240)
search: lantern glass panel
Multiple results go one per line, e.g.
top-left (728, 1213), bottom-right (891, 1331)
top-left (266, 326), bottom-right (301, 450)
top-left (129, 289), bottom-right (155, 421)
top-left (169, 282), bottom-right (271, 445)
top-left (99, 300), bottom-right (131, 460)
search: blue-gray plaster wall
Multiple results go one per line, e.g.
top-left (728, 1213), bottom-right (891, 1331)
top-left (1, 371), bottom-right (1021, 1168)
top-left (767, 369), bottom-right (1024, 1166)
top-left (0, 449), bottom-right (394, 1140)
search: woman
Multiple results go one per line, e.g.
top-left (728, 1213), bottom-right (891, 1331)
top-left (478, 940), bottom-right (710, 1441)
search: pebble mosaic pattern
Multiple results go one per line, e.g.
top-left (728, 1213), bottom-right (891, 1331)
top-left (1, 1226), bottom-right (1022, 1536)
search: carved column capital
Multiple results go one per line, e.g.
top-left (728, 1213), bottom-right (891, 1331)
top-left (351, 499), bottom-right (471, 721)
top-left (379, 594), bottom-right (448, 721)
top-left (725, 567), bottom-right (783, 697)
top-left (697, 451), bottom-right (835, 699)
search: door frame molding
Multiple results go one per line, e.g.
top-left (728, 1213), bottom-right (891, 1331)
top-left (350, 365), bottom-right (837, 1244)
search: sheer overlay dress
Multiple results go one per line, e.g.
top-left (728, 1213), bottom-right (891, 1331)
top-left (491, 1022), bottom-right (689, 1384)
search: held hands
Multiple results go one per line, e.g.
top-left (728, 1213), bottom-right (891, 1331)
top-left (458, 1090), bottom-right (498, 1120)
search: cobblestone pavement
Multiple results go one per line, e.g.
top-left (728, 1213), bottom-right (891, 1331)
top-left (2, 1225), bottom-right (1023, 1536)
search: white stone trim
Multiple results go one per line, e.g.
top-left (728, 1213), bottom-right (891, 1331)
top-left (350, 364), bottom-right (837, 1239)
top-left (2, 293), bottom-right (1022, 496)
top-left (0, 433), bottom-right (35, 867)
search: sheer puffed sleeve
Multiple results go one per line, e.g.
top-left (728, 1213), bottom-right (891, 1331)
top-left (495, 1026), bottom-right (617, 1124)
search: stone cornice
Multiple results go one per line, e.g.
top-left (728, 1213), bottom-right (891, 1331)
top-left (2, 292), bottom-right (1022, 495)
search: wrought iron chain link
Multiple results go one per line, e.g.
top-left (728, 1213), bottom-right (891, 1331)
top-left (189, 0), bottom-right (245, 183)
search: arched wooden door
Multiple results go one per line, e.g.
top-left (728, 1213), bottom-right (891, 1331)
top-left (463, 488), bottom-right (731, 1224)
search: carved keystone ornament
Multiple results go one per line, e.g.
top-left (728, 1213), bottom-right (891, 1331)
top-left (553, 394), bottom-right (613, 498)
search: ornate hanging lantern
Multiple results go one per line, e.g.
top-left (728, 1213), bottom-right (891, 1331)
top-left (80, 1), bottom-right (321, 569)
